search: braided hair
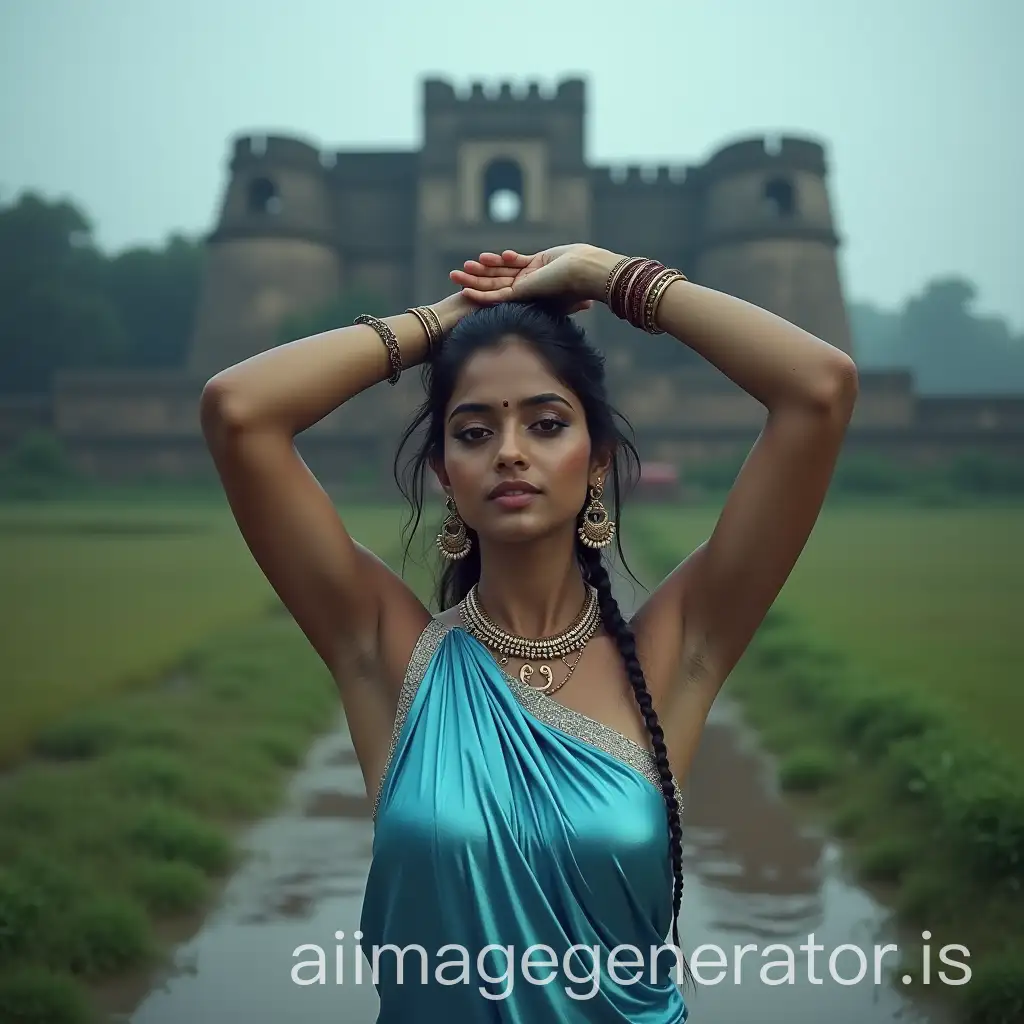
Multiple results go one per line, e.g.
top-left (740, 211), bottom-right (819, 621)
top-left (395, 300), bottom-right (693, 987)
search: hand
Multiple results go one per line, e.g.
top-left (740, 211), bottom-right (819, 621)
top-left (429, 290), bottom-right (481, 334)
top-left (449, 244), bottom-right (617, 312)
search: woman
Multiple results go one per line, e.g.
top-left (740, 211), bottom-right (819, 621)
top-left (200, 243), bottom-right (858, 1021)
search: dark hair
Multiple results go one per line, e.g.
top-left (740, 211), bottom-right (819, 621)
top-left (393, 301), bottom-right (691, 985)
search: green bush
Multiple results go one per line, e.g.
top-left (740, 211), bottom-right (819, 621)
top-left (33, 714), bottom-right (127, 761)
top-left (98, 749), bottom-right (189, 800)
top-left (832, 453), bottom-right (908, 495)
top-left (895, 868), bottom-right (953, 924)
top-left (743, 617), bottom-right (1024, 891)
top-left (56, 894), bottom-right (153, 977)
top-left (778, 748), bottom-right (839, 792)
top-left (829, 799), bottom-right (867, 838)
top-left (0, 868), bottom-right (46, 966)
top-left (0, 430), bottom-right (80, 501)
top-left (964, 948), bottom-right (1024, 1024)
top-left (835, 688), bottom-right (939, 755)
top-left (857, 836), bottom-right (916, 883)
top-left (129, 860), bottom-right (208, 915)
top-left (124, 805), bottom-right (232, 875)
top-left (886, 734), bottom-right (1024, 884)
top-left (948, 453), bottom-right (1024, 496)
top-left (0, 967), bottom-right (94, 1024)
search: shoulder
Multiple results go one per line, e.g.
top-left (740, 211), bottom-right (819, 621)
top-left (435, 606), bottom-right (464, 629)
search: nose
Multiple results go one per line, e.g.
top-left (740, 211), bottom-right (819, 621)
top-left (494, 420), bottom-right (528, 469)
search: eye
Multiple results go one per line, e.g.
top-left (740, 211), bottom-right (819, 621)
top-left (532, 417), bottom-right (568, 434)
top-left (453, 426), bottom-right (491, 443)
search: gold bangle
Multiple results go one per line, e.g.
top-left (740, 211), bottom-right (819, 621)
top-left (405, 306), bottom-right (442, 355)
top-left (354, 314), bottom-right (402, 385)
top-left (422, 305), bottom-right (444, 347)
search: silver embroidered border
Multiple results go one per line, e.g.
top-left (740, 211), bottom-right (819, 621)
top-left (371, 617), bottom-right (451, 822)
top-left (499, 662), bottom-right (683, 808)
top-left (372, 616), bottom-right (684, 822)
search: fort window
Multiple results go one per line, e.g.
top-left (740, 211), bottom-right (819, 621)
top-left (763, 177), bottom-right (796, 217)
top-left (247, 176), bottom-right (282, 215)
top-left (483, 158), bottom-right (524, 223)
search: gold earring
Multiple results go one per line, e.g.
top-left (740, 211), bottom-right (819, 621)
top-left (578, 478), bottom-right (616, 549)
top-left (436, 495), bottom-right (472, 560)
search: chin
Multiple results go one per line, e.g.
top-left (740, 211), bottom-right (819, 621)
top-left (479, 508), bottom-right (549, 544)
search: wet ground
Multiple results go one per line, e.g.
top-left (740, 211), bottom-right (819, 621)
top-left (121, 694), bottom-right (953, 1024)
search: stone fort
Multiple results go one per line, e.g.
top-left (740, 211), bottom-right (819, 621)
top-left (12, 76), bottom-right (1022, 485)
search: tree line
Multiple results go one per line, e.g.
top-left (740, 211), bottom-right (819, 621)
top-left (0, 192), bottom-right (202, 393)
top-left (1, 189), bottom-right (1023, 396)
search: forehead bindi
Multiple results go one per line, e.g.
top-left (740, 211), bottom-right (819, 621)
top-left (449, 359), bottom-right (572, 415)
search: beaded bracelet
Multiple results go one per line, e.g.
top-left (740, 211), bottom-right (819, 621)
top-left (354, 314), bottom-right (402, 385)
top-left (605, 256), bottom-right (688, 334)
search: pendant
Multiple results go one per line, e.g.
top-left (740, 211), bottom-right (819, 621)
top-left (519, 663), bottom-right (554, 692)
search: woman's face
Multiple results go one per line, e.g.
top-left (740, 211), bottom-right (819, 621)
top-left (436, 338), bottom-right (605, 545)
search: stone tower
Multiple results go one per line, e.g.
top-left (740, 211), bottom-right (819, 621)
top-left (412, 79), bottom-right (593, 306)
top-left (187, 135), bottom-right (342, 377)
top-left (690, 137), bottom-right (853, 355)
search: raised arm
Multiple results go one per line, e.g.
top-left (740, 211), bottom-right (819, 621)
top-left (450, 244), bottom-right (858, 752)
top-left (575, 252), bottom-right (859, 726)
top-left (198, 293), bottom-right (473, 765)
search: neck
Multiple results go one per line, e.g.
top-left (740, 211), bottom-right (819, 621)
top-left (473, 524), bottom-right (590, 638)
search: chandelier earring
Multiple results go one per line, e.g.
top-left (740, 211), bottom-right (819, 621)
top-left (436, 494), bottom-right (472, 561)
top-left (578, 477), bottom-right (616, 549)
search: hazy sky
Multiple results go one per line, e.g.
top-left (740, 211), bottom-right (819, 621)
top-left (2, 0), bottom-right (1021, 330)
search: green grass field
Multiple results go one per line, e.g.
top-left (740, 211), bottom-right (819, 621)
top-left (0, 499), bottom-right (419, 765)
top-left (4, 496), bottom-right (1019, 770)
top-left (633, 501), bottom-right (1024, 1023)
top-left (632, 502), bottom-right (1024, 769)
top-left (0, 495), bottom-right (432, 1023)
top-left (1, 494), bottom-right (1021, 1022)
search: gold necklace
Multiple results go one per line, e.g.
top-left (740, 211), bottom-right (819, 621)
top-left (459, 583), bottom-right (600, 694)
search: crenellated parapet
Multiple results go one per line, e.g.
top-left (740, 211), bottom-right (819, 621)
top-left (591, 164), bottom-right (692, 189)
top-left (423, 77), bottom-right (585, 107)
top-left (694, 135), bottom-right (828, 181)
top-left (229, 133), bottom-right (333, 172)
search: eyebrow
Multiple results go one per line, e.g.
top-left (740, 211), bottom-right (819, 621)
top-left (447, 393), bottom-right (573, 423)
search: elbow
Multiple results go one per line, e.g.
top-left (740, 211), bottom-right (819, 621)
top-left (808, 354), bottom-right (859, 420)
top-left (199, 375), bottom-right (251, 445)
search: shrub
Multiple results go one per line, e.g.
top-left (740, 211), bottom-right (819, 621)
top-left (778, 748), bottom-right (839, 792)
top-left (98, 749), bottom-right (189, 800)
top-left (0, 869), bottom-right (45, 966)
top-left (124, 805), bottom-right (232, 875)
top-left (33, 714), bottom-right (127, 761)
top-left (857, 837), bottom-right (916, 883)
top-left (887, 734), bottom-right (1024, 884)
top-left (57, 894), bottom-right (153, 977)
top-left (963, 948), bottom-right (1024, 1023)
top-left (129, 860), bottom-right (208, 915)
top-left (0, 967), bottom-right (93, 1024)
top-left (835, 688), bottom-right (939, 755)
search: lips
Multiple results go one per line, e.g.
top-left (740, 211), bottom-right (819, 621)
top-left (488, 481), bottom-right (541, 499)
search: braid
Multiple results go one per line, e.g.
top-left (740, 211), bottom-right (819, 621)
top-left (580, 543), bottom-right (693, 990)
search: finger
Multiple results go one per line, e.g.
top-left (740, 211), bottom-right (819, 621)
top-left (474, 251), bottom-right (530, 268)
top-left (461, 285), bottom-right (515, 304)
top-left (462, 259), bottom-right (511, 277)
top-left (499, 250), bottom-right (532, 267)
top-left (450, 269), bottom-right (516, 290)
